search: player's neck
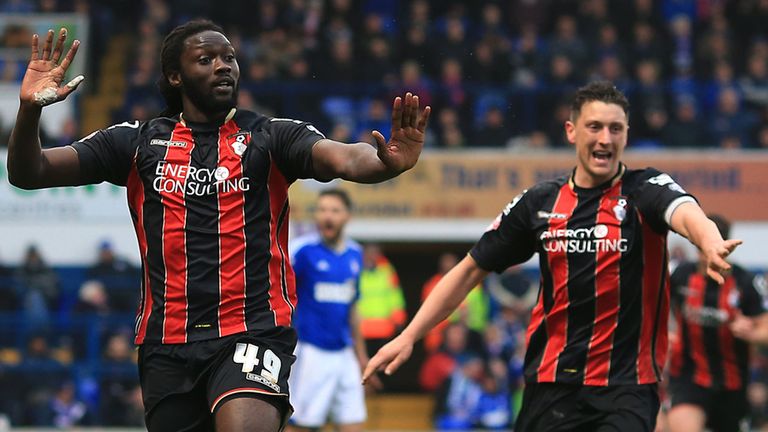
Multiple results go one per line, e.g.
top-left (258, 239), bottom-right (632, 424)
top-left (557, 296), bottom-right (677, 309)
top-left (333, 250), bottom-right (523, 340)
top-left (180, 106), bottom-right (236, 125)
top-left (322, 236), bottom-right (345, 252)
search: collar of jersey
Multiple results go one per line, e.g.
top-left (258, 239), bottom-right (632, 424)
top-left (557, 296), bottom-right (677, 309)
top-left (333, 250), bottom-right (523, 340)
top-left (179, 108), bottom-right (237, 129)
top-left (568, 162), bottom-right (625, 192)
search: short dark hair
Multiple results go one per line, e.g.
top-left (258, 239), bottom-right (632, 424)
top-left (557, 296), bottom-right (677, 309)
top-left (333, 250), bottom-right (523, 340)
top-left (157, 19), bottom-right (224, 118)
top-left (570, 81), bottom-right (630, 122)
top-left (708, 214), bottom-right (731, 240)
top-left (319, 189), bottom-right (352, 210)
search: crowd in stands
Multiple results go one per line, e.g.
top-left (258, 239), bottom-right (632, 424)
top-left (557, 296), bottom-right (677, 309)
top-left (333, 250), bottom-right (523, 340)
top-left (1, 0), bottom-right (767, 150)
top-left (0, 242), bottom-right (142, 427)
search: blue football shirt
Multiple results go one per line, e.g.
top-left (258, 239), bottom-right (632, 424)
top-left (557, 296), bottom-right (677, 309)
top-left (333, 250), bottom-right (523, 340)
top-left (290, 234), bottom-right (362, 350)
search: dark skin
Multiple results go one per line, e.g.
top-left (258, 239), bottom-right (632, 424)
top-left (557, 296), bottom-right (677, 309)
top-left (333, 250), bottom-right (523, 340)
top-left (8, 27), bottom-right (431, 432)
top-left (8, 28), bottom-right (431, 189)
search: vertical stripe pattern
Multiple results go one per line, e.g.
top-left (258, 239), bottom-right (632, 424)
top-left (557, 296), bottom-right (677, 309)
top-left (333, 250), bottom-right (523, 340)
top-left (584, 182), bottom-right (622, 385)
top-left (266, 160), bottom-right (295, 326)
top-left (160, 124), bottom-right (193, 343)
top-left (217, 121), bottom-right (248, 336)
top-left (537, 185), bottom-right (578, 381)
top-left (637, 222), bottom-right (667, 383)
top-left (718, 278), bottom-right (741, 389)
top-left (127, 156), bottom-right (152, 344)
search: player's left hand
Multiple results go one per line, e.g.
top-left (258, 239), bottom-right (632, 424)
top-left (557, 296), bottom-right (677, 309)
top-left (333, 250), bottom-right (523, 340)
top-left (372, 92), bottom-right (431, 173)
top-left (701, 239), bottom-right (742, 284)
top-left (730, 311), bottom-right (756, 342)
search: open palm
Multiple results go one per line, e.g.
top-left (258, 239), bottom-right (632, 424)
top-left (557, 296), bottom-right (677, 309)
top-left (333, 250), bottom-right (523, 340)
top-left (20, 28), bottom-right (83, 107)
top-left (372, 92), bottom-right (431, 173)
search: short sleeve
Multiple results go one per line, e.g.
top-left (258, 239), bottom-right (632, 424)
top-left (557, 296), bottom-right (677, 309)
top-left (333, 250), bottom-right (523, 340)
top-left (266, 118), bottom-right (326, 181)
top-left (632, 169), bottom-right (697, 234)
top-left (70, 121), bottom-right (141, 186)
top-left (737, 269), bottom-right (768, 317)
top-left (470, 190), bottom-right (537, 273)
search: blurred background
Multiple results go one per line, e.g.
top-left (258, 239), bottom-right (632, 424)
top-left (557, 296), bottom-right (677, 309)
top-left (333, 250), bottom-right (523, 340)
top-left (0, 0), bottom-right (767, 430)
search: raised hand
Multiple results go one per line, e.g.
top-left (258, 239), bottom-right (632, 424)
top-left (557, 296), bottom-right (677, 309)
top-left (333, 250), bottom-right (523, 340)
top-left (20, 28), bottom-right (84, 107)
top-left (371, 92), bottom-right (431, 173)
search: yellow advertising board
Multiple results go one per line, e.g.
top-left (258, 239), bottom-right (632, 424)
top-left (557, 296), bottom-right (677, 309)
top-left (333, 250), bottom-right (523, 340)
top-left (288, 151), bottom-right (768, 222)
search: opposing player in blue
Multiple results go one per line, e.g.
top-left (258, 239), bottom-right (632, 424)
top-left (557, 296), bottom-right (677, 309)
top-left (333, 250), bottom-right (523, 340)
top-left (288, 189), bottom-right (374, 432)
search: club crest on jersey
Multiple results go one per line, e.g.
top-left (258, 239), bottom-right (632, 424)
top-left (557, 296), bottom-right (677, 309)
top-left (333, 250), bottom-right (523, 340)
top-left (228, 131), bottom-right (251, 156)
top-left (612, 197), bottom-right (628, 222)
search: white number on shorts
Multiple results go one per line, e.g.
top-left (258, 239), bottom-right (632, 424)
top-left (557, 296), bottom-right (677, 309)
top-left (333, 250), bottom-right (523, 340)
top-left (234, 343), bottom-right (260, 373)
top-left (233, 343), bottom-right (282, 379)
top-left (261, 348), bottom-right (282, 381)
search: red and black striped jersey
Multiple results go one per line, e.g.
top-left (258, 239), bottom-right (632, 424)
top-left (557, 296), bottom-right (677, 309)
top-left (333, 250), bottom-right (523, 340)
top-left (471, 164), bottom-right (696, 386)
top-left (71, 109), bottom-right (325, 344)
top-left (669, 262), bottom-right (767, 390)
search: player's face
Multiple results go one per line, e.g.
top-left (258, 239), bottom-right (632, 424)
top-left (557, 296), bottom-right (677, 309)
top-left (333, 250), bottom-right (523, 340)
top-left (314, 195), bottom-right (350, 244)
top-left (565, 101), bottom-right (628, 188)
top-left (174, 31), bottom-right (240, 117)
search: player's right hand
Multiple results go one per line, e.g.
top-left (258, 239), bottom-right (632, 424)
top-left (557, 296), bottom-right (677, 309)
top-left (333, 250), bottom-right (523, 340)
top-left (361, 334), bottom-right (414, 384)
top-left (20, 28), bottom-right (84, 107)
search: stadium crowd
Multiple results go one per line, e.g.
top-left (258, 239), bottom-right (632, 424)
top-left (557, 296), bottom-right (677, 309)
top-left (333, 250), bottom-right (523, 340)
top-left (1, 0), bottom-right (768, 429)
top-left (0, 0), bottom-right (767, 150)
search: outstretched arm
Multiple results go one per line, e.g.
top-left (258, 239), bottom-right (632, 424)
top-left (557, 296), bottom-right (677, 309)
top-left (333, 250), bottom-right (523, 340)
top-left (361, 255), bottom-right (487, 382)
top-left (669, 202), bottom-right (742, 284)
top-left (7, 28), bottom-right (85, 189)
top-left (312, 92), bottom-right (430, 183)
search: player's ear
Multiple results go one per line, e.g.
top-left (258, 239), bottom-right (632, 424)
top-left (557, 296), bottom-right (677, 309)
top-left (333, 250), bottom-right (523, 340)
top-left (167, 71), bottom-right (181, 88)
top-left (565, 120), bottom-right (576, 145)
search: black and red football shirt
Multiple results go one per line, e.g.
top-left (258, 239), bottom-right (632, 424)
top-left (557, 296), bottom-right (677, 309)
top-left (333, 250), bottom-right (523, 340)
top-left (471, 164), bottom-right (696, 386)
top-left (71, 109), bottom-right (325, 344)
top-left (669, 262), bottom-right (767, 390)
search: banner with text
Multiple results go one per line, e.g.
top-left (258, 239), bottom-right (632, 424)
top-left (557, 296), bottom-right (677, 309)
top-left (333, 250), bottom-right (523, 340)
top-left (289, 151), bottom-right (768, 222)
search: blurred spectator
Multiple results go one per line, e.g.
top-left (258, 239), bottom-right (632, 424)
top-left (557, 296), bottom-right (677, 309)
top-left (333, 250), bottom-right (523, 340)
top-left (741, 53), bottom-right (768, 111)
top-left (467, 40), bottom-right (511, 85)
top-left (433, 353), bottom-right (485, 430)
top-left (15, 245), bottom-right (59, 328)
top-left (0, 251), bottom-right (17, 311)
top-left (632, 59), bottom-right (669, 139)
top-left (72, 280), bottom-right (110, 316)
top-left (42, 381), bottom-right (91, 427)
top-left (421, 253), bottom-right (461, 353)
top-left (86, 241), bottom-right (140, 313)
top-left (472, 106), bottom-right (510, 148)
top-left (510, 24), bottom-right (544, 87)
top-left (419, 321), bottom-right (473, 393)
top-left (21, 334), bottom-right (69, 425)
top-left (709, 87), bottom-right (760, 147)
top-left (358, 244), bottom-right (406, 358)
top-left (548, 15), bottom-right (588, 73)
top-left (663, 97), bottom-right (706, 148)
top-left (99, 332), bottom-right (140, 425)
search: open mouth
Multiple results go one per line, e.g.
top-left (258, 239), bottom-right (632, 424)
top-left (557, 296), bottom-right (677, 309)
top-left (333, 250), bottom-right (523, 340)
top-left (213, 78), bottom-right (234, 90)
top-left (592, 150), bottom-right (612, 161)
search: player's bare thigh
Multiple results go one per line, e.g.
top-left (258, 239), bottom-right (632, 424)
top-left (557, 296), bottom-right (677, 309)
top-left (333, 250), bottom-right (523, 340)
top-left (216, 396), bottom-right (282, 432)
top-left (667, 404), bottom-right (706, 432)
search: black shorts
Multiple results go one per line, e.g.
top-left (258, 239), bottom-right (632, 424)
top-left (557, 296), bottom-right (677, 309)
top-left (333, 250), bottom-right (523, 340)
top-left (515, 382), bottom-right (660, 432)
top-left (138, 326), bottom-right (297, 431)
top-left (668, 378), bottom-right (748, 432)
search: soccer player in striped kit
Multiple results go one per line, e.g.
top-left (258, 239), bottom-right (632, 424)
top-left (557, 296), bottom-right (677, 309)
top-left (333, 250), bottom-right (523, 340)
top-left (363, 81), bottom-right (741, 432)
top-left (667, 214), bottom-right (768, 432)
top-left (7, 20), bottom-right (430, 432)
top-left (287, 189), bottom-right (375, 432)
